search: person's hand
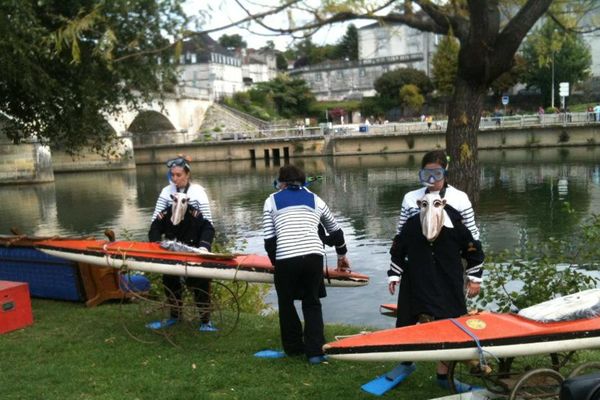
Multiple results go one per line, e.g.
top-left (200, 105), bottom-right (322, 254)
top-left (336, 255), bottom-right (350, 272)
top-left (467, 281), bottom-right (481, 298)
top-left (388, 281), bottom-right (398, 295)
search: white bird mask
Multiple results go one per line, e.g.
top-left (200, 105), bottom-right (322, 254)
top-left (417, 192), bottom-right (454, 241)
top-left (170, 192), bottom-right (189, 226)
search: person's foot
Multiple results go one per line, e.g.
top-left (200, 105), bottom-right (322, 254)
top-left (307, 355), bottom-right (328, 365)
top-left (145, 318), bottom-right (178, 330)
top-left (436, 377), bottom-right (478, 393)
top-left (199, 321), bottom-right (218, 332)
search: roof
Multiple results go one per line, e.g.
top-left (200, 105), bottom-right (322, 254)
top-left (181, 33), bottom-right (233, 57)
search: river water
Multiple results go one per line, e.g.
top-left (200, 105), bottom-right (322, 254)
top-left (3, 147), bottom-right (600, 328)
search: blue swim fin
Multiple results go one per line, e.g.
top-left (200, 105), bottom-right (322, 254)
top-left (254, 349), bottom-right (286, 359)
top-left (361, 363), bottom-right (416, 396)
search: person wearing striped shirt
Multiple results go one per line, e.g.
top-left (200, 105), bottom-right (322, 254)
top-left (384, 150), bottom-right (483, 393)
top-left (147, 155), bottom-right (217, 332)
top-left (263, 165), bottom-right (349, 364)
top-left (388, 150), bottom-right (481, 295)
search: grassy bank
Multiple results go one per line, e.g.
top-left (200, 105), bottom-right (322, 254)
top-left (1, 299), bottom-right (455, 400)
top-left (4, 300), bottom-right (600, 400)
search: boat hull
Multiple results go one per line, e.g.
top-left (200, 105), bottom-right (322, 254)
top-left (36, 240), bottom-right (369, 287)
top-left (324, 311), bottom-right (600, 362)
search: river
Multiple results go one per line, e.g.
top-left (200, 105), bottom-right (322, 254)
top-left (2, 147), bottom-right (600, 328)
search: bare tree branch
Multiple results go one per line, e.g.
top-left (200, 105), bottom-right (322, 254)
top-left (113, 0), bottom-right (304, 62)
top-left (495, 0), bottom-right (554, 65)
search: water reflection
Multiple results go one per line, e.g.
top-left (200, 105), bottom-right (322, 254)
top-left (2, 148), bottom-right (600, 327)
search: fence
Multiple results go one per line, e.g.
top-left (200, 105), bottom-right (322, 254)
top-left (131, 112), bottom-right (600, 145)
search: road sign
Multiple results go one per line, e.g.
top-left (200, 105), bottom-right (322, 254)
top-left (501, 95), bottom-right (509, 106)
top-left (559, 82), bottom-right (570, 97)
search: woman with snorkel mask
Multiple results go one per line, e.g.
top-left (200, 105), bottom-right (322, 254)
top-left (147, 154), bottom-right (218, 332)
top-left (382, 150), bottom-right (482, 393)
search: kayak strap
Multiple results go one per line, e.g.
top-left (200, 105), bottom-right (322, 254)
top-left (449, 318), bottom-right (497, 368)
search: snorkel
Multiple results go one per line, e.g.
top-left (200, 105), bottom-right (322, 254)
top-left (273, 175), bottom-right (323, 190)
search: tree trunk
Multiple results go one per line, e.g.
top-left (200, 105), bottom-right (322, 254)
top-left (445, 76), bottom-right (487, 207)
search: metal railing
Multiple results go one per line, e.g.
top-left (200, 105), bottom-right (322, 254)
top-left (131, 112), bottom-right (600, 145)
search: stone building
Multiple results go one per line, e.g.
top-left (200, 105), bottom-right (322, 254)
top-left (289, 22), bottom-right (439, 101)
top-left (177, 34), bottom-right (277, 100)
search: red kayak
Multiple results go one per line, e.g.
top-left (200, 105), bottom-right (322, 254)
top-left (35, 239), bottom-right (369, 287)
top-left (325, 290), bottom-right (600, 362)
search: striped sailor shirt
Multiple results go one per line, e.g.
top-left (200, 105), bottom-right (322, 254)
top-left (395, 185), bottom-right (479, 240)
top-left (151, 182), bottom-right (212, 223)
top-left (262, 186), bottom-right (345, 261)
top-left (389, 185), bottom-right (481, 282)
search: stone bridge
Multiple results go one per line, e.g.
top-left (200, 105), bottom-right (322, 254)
top-left (105, 95), bottom-right (212, 135)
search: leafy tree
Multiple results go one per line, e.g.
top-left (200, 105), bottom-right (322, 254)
top-left (226, 76), bottom-right (315, 119)
top-left (334, 24), bottom-right (359, 61)
top-left (374, 67), bottom-right (432, 104)
top-left (291, 37), bottom-right (337, 67)
top-left (399, 84), bottom-right (425, 109)
top-left (218, 33), bottom-right (247, 49)
top-left (0, 0), bottom-right (185, 153)
top-left (431, 35), bottom-right (459, 97)
top-left (253, 76), bottom-right (315, 118)
top-left (236, 1), bottom-right (598, 202)
top-left (262, 40), bottom-right (276, 51)
top-left (490, 54), bottom-right (527, 96)
top-left (276, 53), bottom-right (289, 71)
top-left (521, 20), bottom-right (591, 106)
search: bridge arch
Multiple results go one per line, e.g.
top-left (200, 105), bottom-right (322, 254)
top-left (105, 97), bottom-right (212, 136)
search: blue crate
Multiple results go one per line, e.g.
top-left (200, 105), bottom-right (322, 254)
top-left (0, 246), bottom-right (84, 301)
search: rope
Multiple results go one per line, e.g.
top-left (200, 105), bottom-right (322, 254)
top-left (449, 318), bottom-right (498, 368)
top-left (232, 254), bottom-right (251, 282)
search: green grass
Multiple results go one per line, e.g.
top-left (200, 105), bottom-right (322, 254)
top-left (0, 299), bottom-right (452, 400)
top-left (4, 300), bottom-right (600, 400)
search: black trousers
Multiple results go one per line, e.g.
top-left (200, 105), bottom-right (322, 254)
top-left (274, 254), bottom-right (325, 358)
top-left (163, 275), bottom-right (211, 323)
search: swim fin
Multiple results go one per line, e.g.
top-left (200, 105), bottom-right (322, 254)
top-left (361, 363), bottom-right (416, 396)
top-left (254, 349), bottom-right (286, 359)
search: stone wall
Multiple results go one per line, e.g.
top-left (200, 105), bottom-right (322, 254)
top-left (134, 125), bottom-right (600, 165)
top-left (0, 141), bottom-right (54, 184)
top-left (51, 138), bottom-right (136, 172)
top-left (198, 103), bottom-right (261, 138)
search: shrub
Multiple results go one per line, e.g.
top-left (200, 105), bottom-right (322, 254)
top-left (475, 214), bottom-right (600, 312)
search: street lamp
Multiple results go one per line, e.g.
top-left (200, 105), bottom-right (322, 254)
top-left (551, 50), bottom-right (555, 109)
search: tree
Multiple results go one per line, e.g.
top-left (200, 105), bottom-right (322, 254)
top-left (0, 0), bottom-right (185, 153)
top-left (399, 84), bottom-right (425, 110)
top-left (490, 54), bottom-right (527, 96)
top-left (253, 76), bottom-right (316, 118)
top-left (431, 35), bottom-right (459, 97)
top-left (218, 33), bottom-right (247, 49)
top-left (276, 53), bottom-right (289, 71)
top-left (227, 1), bottom-right (597, 203)
top-left (374, 67), bottom-right (433, 102)
top-left (334, 24), bottom-right (359, 61)
top-left (521, 20), bottom-right (591, 107)
top-left (292, 37), bottom-right (337, 66)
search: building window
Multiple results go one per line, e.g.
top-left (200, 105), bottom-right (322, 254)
top-left (359, 68), bottom-right (366, 77)
top-left (179, 55), bottom-right (185, 64)
top-left (190, 53), bottom-right (197, 64)
top-left (314, 72), bottom-right (322, 81)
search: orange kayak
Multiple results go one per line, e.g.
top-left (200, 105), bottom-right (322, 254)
top-left (35, 239), bottom-right (369, 287)
top-left (324, 310), bottom-right (600, 362)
